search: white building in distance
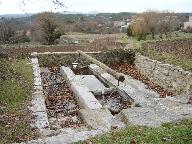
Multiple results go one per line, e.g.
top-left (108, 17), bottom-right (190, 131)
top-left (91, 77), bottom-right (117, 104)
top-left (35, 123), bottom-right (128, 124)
top-left (184, 16), bottom-right (192, 29)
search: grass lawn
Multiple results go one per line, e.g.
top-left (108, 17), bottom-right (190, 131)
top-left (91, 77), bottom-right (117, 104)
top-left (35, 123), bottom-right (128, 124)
top-left (0, 58), bottom-right (38, 144)
top-left (76, 119), bottom-right (192, 144)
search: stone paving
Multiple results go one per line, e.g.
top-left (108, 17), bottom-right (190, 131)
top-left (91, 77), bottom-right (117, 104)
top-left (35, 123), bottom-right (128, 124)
top-left (89, 64), bottom-right (192, 127)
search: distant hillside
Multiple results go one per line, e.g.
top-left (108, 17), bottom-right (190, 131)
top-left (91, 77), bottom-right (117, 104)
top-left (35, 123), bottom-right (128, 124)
top-left (0, 13), bottom-right (34, 18)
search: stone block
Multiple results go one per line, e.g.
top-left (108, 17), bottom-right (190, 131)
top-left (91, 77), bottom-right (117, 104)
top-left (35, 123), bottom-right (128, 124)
top-left (71, 85), bottom-right (102, 109)
top-left (76, 75), bottom-right (106, 93)
top-left (60, 66), bottom-right (102, 109)
top-left (33, 111), bottom-right (49, 129)
top-left (80, 109), bottom-right (113, 131)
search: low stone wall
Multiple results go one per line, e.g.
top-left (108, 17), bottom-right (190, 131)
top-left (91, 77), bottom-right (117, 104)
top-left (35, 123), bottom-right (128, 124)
top-left (135, 54), bottom-right (192, 96)
top-left (37, 49), bottom-right (135, 67)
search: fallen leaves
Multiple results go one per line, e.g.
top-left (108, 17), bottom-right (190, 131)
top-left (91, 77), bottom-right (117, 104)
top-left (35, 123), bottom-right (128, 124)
top-left (41, 66), bottom-right (83, 128)
top-left (110, 63), bottom-right (174, 97)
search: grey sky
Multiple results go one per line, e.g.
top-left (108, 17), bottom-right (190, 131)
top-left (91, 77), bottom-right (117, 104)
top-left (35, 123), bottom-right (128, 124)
top-left (0, 0), bottom-right (192, 14)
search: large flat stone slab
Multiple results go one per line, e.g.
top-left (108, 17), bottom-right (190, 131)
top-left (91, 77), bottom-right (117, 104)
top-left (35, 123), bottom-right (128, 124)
top-left (21, 127), bottom-right (103, 144)
top-left (76, 75), bottom-right (106, 92)
top-left (60, 66), bottom-right (102, 109)
top-left (154, 97), bottom-right (192, 117)
top-left (121, 107), bottom-right (179, 127)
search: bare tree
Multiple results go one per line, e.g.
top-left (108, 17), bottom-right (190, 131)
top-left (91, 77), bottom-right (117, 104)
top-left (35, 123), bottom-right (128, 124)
top-left (158, 12), bottom-right (179, 38)
top-left (131, 10), bottom-right (179, 40)
top-left (0, 19), bottom-right (15, 44)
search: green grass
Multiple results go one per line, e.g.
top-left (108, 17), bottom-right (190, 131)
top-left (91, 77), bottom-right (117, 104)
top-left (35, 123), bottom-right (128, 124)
top-left (0, 58), bottom-right (33, 110)
top-left (76, 119), bottom-right (192, 144)
top-left (11, 58), bottom-right (33, 84)
top-left (0, 80), bottom-right (28, 110)
top-left (143, 51), bottom-right (192, 72)
top-left (0, 58), bottom-right (38, 143)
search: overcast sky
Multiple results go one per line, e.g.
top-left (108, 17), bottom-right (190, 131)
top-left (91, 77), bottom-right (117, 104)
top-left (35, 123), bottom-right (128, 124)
top-left (0, 0), bottom-right (192, 14)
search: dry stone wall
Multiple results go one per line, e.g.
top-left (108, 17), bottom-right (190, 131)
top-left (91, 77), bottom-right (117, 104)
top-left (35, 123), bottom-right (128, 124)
top-left (37, 49), bottom-right (135, 67)
top-left (135, 54), bottom-right (192, 96)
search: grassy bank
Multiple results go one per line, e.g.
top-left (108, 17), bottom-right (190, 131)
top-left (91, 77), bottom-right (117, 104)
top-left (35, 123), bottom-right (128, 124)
top-left (77, 119), bottom-right (192, 144)
top-left (0, 58), bottom-right (38, 143)
top-left (140, 49), bottom-right (192, 72)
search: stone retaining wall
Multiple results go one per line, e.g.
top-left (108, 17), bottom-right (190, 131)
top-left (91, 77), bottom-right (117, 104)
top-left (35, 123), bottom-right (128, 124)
top-left (135, 54), bottom-right (192, 96)
top-left (37, 49), bottom-right (135, 67)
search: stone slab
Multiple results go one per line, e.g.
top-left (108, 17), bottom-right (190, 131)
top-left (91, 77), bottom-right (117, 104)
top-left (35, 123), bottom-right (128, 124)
top-left (21, 127), bottom-right (103, 144)
top-left (79, 109), bottom-right (113, 132)
top-left (31, 94), bottom-right (46, 112)
top-left (60, 66), bottom-right (102, 109)
top-left (76, 75), bottom-right (106, 92)
top-left (33, 111), bottom-right (49, 129)
top-left (89, 64), bottom-right (159, 106)
top-left (121, 107), bottom-right (170, 127)
top-left (71, 85), bottom-right (102, 109)
top-left (31, 57), bottom-right (49, 130)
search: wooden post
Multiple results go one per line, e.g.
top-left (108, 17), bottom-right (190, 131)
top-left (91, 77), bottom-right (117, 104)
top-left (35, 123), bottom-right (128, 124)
top-left (77, 50), bottom-right (125, 82)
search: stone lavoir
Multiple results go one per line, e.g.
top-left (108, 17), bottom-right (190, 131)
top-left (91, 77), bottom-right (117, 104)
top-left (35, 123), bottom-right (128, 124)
top-left (28, 51), bottom-right (192, 144)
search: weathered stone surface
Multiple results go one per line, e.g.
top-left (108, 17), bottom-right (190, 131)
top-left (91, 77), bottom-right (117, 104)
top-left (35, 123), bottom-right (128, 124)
top-left (60, 66), bottom-right (102, 109)
top-left (33, 111), bottom-right (49, 129)
top-left (121, 107), bottom-right (163, 127)
top-left (89, 64), bottom-right (159, 106)
top-left (76, 75), bottom-right (106, 92)
top-left (89, 63), bottom-right (192, 128)
top-left (135, 54), bottom-right (192, 95)
top-left (80, 109), bottom-right (113, 132)
top-left (22, 127), bottom-right (103, 144)
top-left (31, 56), bottom-right (49, 130)
top-left (121, 96), bottom-right (192, 127)
top-left (31, 94), bottom-right (46, 112)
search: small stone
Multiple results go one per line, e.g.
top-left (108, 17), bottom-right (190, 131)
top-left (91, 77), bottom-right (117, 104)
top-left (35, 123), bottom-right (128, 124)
top-left (72, 116), bottom-right (78, 123)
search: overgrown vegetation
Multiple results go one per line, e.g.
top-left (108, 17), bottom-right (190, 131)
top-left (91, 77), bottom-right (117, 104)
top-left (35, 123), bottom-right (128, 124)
top-left (0, 58), bottom-right (38, 144)
top-left (76, 119), bottom-right (192, 144)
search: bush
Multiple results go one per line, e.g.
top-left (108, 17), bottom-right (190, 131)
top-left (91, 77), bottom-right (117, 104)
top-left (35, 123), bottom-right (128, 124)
top-left (127, 25), bottom-right (133, 36)
top-left (137, 33), bottom-right (147, 41)
top-left (9, 31), bottom-right (30, 44)
top-left (184, 26), bottom-right (192, 33)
